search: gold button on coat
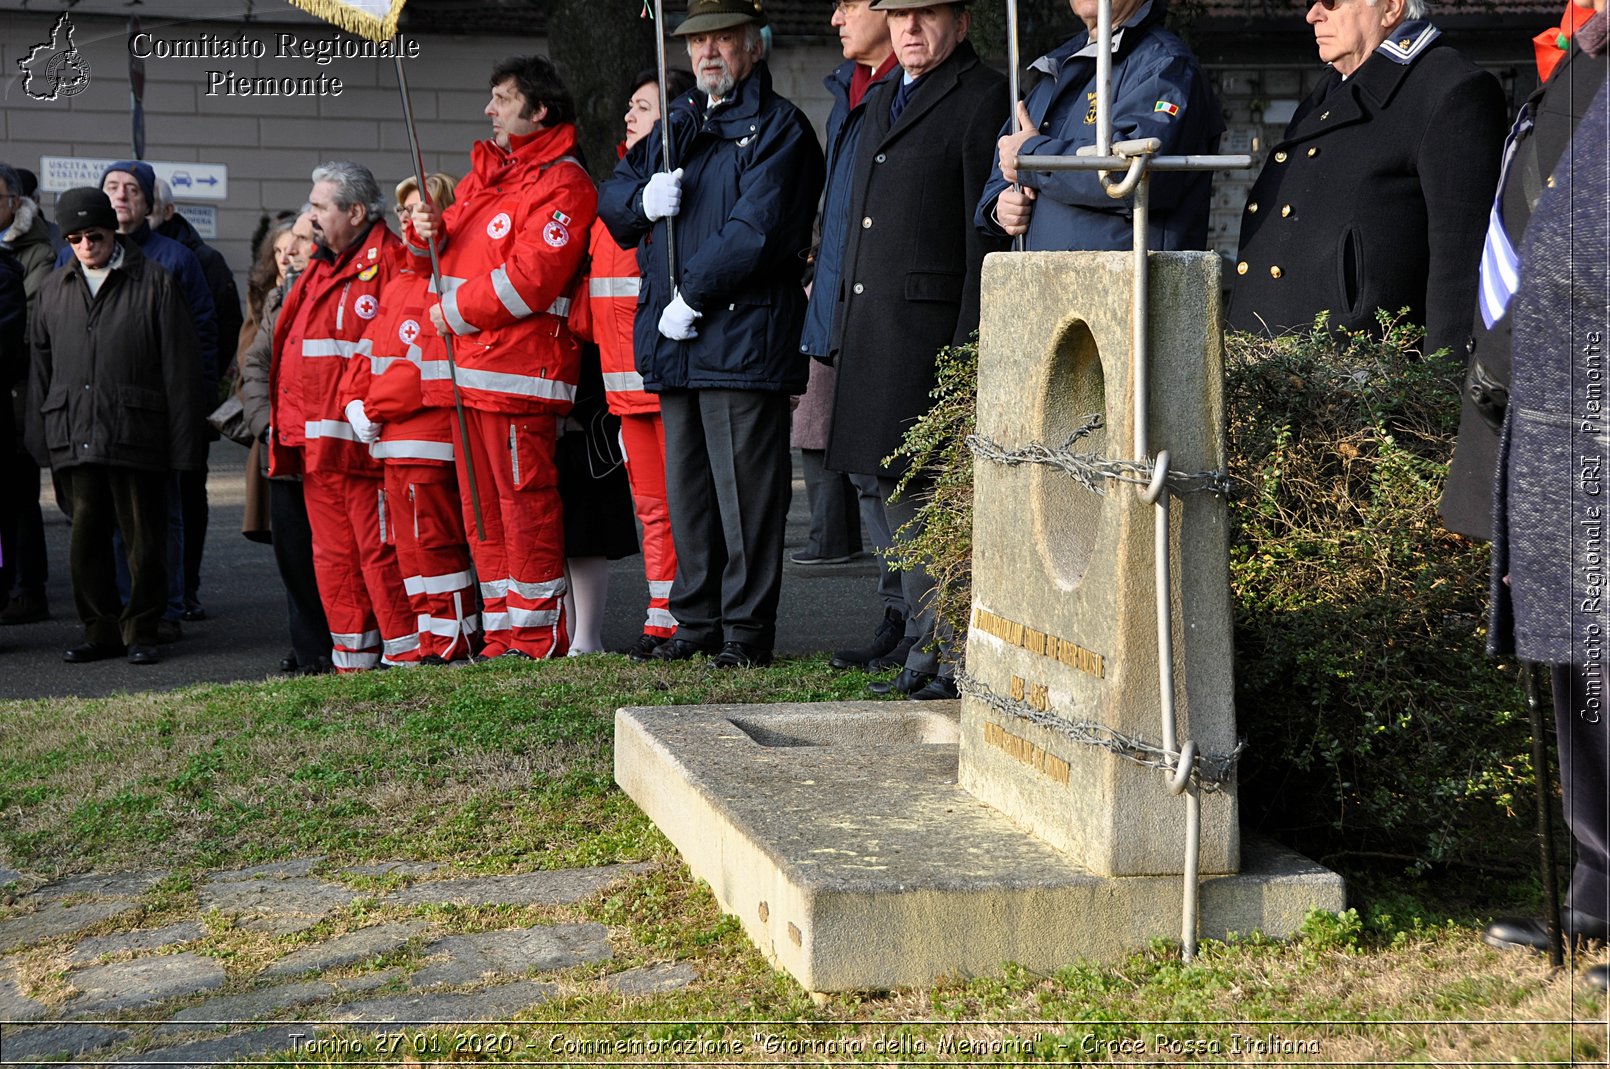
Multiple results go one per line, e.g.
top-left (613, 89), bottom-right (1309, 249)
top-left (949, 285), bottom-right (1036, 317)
top-left (1248, 202), bottom-right (1259, 213)
top-left (1307, 147), bottom-right (1319, 157)
top-left (862, 217), bottom-right (872, 228)
top-left (1236, 261), bottom-right (1248, 275)
top-left (1274, 150), bottom-right (1288, 163)
top-left (1270, 266), bottom-right (1283, 279)
top-left (1281, 205), bottom-right (1292, 217)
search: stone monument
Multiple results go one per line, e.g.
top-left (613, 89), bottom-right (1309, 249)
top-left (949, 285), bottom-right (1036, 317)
top-left (613, 249), bottom-right (1344, 994)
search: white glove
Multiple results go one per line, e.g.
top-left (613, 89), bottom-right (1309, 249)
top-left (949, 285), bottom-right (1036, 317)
top-left (344, 399), bottom-right (381, 444)
top-left (642, 168), bottom-right (683, 221)
top-left (658, 291), bottom-right (701, 340)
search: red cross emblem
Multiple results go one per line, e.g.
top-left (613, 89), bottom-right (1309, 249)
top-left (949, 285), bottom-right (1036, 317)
top-left (487, 212), bottom-right (512, 239)
top-left (399, 319), bottom-right (420, 345)
top-left (354, 294), bottom-right (379, 320)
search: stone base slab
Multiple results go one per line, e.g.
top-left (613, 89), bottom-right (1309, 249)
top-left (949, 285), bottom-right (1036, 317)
top-left (615, 701), bottom-right (1344, 993)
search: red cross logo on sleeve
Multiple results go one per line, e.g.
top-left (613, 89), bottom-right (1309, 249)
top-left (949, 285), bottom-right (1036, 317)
top-left (399, 319), bottom-right (421, 345)
top-left (487, 212), bottom-right (512, 239)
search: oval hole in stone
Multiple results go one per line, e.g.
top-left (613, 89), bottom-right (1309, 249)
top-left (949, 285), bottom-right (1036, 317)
top-left (1033, 316), bottom-right (1106, 590)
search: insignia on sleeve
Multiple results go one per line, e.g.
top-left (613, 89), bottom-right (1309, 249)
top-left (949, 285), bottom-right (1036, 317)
top-left (1084, 91), bottom-right (1098, 125)
top-left (354, 294), bottom-right (379, 320)
top-left (552, 209), bottom-right (571, 226)
top-left (487, 212), bottom-right (513, 239)
top-left (399, 319), bottom-right (421, 344)
top-left (358, 264), bottom-right (379, 281)
top-left (543, 220), bottom-right (570, 248)
top-left (1154, 101), bottom-right (1180, 116)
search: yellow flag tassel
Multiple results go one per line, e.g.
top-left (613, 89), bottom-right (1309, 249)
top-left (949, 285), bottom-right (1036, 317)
top-left (282, 0), bottom-right (407, 43)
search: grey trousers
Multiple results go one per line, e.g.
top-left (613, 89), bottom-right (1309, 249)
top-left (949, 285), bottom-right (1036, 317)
top-left (851, 471), bottom-right (907, 617)
top-left (660, 389), bottom-right (792, 650)
top-left (878, 473), bottom-right (954, 678)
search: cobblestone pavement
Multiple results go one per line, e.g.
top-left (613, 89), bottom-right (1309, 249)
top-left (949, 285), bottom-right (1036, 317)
top-left (0, 860), bottom-right (697, 1067)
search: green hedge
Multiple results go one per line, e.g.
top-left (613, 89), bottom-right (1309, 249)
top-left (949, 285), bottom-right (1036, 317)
top-left (889, 317), bottom-right (1534, 873)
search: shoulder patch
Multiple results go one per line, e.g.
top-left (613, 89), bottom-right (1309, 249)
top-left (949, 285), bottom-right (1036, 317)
top-left (486, 212), bottom-right (513, 240)
top-left (1154, 100), bottom-right (1180, 116)
top-left (543, 220), bottom-right (570, 248)
top-left (354, 293), bottom-right (379, 320)
top-left (358, 264), bottom-right (379, 281)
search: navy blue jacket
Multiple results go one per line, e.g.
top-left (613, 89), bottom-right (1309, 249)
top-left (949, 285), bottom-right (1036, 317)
top-left (975, 0), bottom-right (1222, 251)
top-left (798, 57), bottom-right (898, 360)
top-left (599, 63), bottom-right (825, 393)
top-left (57, 223), bottom-right (217, 386)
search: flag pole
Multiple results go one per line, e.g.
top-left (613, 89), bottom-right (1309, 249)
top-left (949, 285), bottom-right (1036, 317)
top-left (393, 54), bottom-right (486, 541)
top-left (652, 0), bottom-right (679, 285)
top-left (1005, 0), bottom-right (1024, 252)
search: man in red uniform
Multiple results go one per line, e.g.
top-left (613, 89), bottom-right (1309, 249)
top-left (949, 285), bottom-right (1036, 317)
top-left (268, 161), bottom-right (417, 672)
top-left (411, 56), bottom-right (598, 660)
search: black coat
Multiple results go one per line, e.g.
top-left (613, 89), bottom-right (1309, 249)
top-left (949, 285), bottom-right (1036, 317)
top-left (1440, 39), bottom-right (1608, 541)
top-left (1227, 29), bottom-right (1505, 364)
top-left (826, 41), bottom-right (1009, 475)
top-left (28, 238), bottom-right (205, 474)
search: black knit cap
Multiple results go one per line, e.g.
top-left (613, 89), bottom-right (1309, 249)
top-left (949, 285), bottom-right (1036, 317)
top-left (56, 187), bottom-right (118, 234)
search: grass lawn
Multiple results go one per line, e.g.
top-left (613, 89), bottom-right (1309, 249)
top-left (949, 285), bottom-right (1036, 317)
top-left (0, 656), bottom-right (1603, 1065)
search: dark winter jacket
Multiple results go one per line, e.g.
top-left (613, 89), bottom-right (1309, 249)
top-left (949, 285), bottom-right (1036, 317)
top-left (28, 238), bottom-right (205, 474)
top-left (599, 63), bottom-right (826, 393)
top-left (976, 0), bottom-right (1223, 251)
top-left (828, 41), bottom-right (1009, 475)
top-left (56, 222), bottom-right (218, 388)
top-left (1227, 23), bottom-right (1505, 363)
top-left (798, 56), bottom-right (899, 360)
top-left (1489, 80), bottom-right (1610, 666)
top-left (1440, 33), bottom-right (1607, 541)
top-left (159, 210), bottom-right (244, 395)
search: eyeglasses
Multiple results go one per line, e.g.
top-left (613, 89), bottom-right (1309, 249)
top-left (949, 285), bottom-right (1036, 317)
top-left (1311, 0), bottom-right (1352, 10)
top-left (66, 231), bottom-right (108, 246)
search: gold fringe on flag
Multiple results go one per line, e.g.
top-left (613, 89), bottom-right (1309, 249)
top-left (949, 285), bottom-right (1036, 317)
top-left (281, 0), bottom-right (407, 42)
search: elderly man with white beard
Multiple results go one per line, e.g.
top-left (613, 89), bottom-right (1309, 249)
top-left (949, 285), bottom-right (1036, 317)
top-left (599, 0), bottom-right (825, 668)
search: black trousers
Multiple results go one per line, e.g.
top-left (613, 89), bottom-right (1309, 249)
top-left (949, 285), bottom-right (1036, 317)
top-left (180, 466), bottom-right (208, 605)
top-left (1554, 663), bottom-right (1610, 924)
top-left (0, 448), bottom-right (49, 597)
top-left (798, 448), bottom-right (860, 559)
top-left (659, 389), bottom-right (791, 650)
top-left (268, 476), bottom-right (333, 668)
top-left (64, 465), bottom-right (168, 648)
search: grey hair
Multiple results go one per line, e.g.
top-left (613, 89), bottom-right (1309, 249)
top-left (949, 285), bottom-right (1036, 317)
top-left (742, 22), bottom-right (767, 59)
top-left (310, 161), bottom-right (384, 223)
top-left (1366, 0), bottom-right (1427, 17)
top-left (0, 162), bottom-right (18, 199)
top-left (151, 177), bottom-right (175, 213)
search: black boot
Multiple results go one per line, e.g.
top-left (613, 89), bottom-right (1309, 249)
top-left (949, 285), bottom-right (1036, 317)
top-left (830, 608), bottom-right (905, 669)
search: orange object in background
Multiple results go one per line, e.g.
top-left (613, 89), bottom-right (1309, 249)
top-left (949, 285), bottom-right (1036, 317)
top-left (1535, 0), bottom-right (1596, 80)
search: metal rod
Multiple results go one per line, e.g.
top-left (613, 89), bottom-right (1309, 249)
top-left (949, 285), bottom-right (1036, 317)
top-left (1095, 0), bottom-right (1112, 162)
top-left (393, 55), bottom-right (485, 542)
top-left (1524, 661), bottom-right (1564, 969)
top-left (1023, 154), bottom-right (1255, 173)
top-left (1182, 787), bottom-right (1200, 962)
top-left (1006, 0), bottom-right (1025, 252)
top-left (653, 0), bottom-right (679, 286)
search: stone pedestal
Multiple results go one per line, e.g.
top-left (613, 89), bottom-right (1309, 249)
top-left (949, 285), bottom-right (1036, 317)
top-left (961, 252), bottom-right (1237, 878)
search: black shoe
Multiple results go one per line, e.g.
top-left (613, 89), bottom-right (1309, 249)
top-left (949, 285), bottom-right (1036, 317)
top-left (280, 653), bottom-right (299, 673)
top-left (156, 619), bottom-right (183, 644)
top-left (296, 658), bottom-right (333, 676)
top-left (1483, 909), bottom-right (1610, 953)
top-left (1588, 964), bottom-right (1608, 992)
top-left (63, 641), bottom-right (126, 664)
top-left (0, 590), bottom-right (49, 625)
top-left (500, 648), bottom-right (535, 661)
top-left (182, 603), bottom-right (207, 622)
top-left (623, 633), bottom-right (670, 662)
top-left (710, 641), bottom-right (772, 668)
top-left (868, 636), bottom-right (916, 672)
top-left (906, 675), bottom-right (959, 700)
top-left (869, 668), bottom-right (933, 696)
top-left (830, 609), bottom-right (906, 669)
top-left (791, 550), bottom-right (853, 566)
top-left (648, 637), bottom-right (721, 662)
top-left (127, 645), bottom-right (161, 665)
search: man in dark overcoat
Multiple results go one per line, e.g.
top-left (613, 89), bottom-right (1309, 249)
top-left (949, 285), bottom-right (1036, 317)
top-left (599, 0), bottom-right (826, 668)
top-left (1440, 6), bottom-right (1607, 540)
top-left (27, 188), bottom-right (204, 665)
top-left (1226, 0), bottom-right (1505, 363)
top-left (825, 0), bottom-right (1008, 699)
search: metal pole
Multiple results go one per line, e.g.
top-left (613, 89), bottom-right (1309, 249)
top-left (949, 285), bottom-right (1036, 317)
top-left (1006, 0), bottom-right (1025, 252)
top-left (1095, 0), bottom-right (1113, 160)
top-left (653, 0), bottom-right (679, 286)
top-left (1524, 661), bottom-right (1564, 969)
top-left (394, 55), bottom-right (485, 542)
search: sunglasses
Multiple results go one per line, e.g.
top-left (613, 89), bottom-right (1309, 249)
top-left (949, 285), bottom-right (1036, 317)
top-left (1311, 0), bottom-right (1353, 9)
top-left (66, 231), bottom-right (108, 246)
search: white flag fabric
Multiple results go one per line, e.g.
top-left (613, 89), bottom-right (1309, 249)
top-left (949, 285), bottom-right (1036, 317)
top-left (282, 0), bottom-right (407, 42)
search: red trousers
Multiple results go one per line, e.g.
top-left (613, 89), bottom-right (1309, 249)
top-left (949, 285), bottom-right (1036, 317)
top-left (303, 469), bottom-right (419, 670)
top-left (619, 412), bottom-right (677, 639)
top-left (456, 407), bottom-right (568, 658)
top-left (385, 462), bottom-right (476, 660)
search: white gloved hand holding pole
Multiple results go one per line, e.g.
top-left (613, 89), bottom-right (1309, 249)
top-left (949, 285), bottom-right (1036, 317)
top-left (345, 399), bottom-right (382, 444)
top-left (642, 168), bottom-right (684, 221)
top-left (657, 290), bottom-right (701, 340)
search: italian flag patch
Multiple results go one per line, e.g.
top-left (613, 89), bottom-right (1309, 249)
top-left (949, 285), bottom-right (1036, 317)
top-left (1154, 100), bottom-right (1180, 116)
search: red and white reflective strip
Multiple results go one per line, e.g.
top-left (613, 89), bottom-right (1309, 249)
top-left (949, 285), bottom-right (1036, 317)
top-left (602, 370), bottom-right (646, 393)
top-left (302, 337), bottom-right (364, 359)
top-left (371, 439), bottom-right (455, 462)
top-left (417, 362), bottom-right (577, 405)
top-left (437, 271), bottom-right (573, 336)
top-left (405, 568), bottom-right (475, 597)
top-left (330, 627), bottom-right (381, 671)
top-left (588, 275), bottom-right (639, 298)
top-left (305, 419), bottom-right (359, 442)
top-left (381, 631), bottom-right (421, 665)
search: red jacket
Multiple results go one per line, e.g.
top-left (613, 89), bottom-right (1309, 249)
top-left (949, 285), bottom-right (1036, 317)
top-left (416, 123), bottom-right (597, 415)
top-left (269, 223), bottom-right (403, 477)
top-left (573, 217), bottom-right (658, 417)
top-left (341, 270), bottom-right (456, 466)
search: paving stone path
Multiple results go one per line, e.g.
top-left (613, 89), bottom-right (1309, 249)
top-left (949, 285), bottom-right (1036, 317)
top-left (0, 860), bottom-right (691, 1067)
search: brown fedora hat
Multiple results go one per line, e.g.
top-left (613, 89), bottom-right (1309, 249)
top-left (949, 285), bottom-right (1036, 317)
top-left (672, 0), bottom-right (767, 36)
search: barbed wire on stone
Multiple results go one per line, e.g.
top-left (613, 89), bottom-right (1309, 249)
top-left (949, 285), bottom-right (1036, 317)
top-left (965, 413), bottom-right (1232, 497)
top-left (956, 670), bottom-right (1244, 793)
